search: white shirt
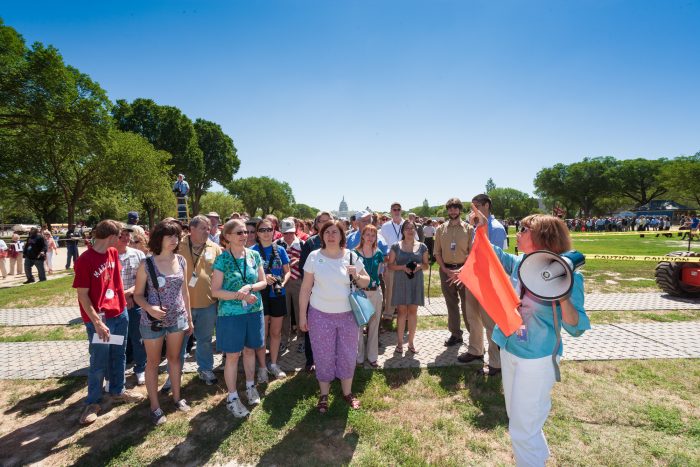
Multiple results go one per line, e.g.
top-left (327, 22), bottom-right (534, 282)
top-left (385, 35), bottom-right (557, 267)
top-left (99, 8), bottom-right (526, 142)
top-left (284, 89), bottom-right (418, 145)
top-left (380, 219), bottom-right (418, 246)
top-left (423, 225), bottom-right (436, 238)
top-left (303, 249), bottom-right (365, 313)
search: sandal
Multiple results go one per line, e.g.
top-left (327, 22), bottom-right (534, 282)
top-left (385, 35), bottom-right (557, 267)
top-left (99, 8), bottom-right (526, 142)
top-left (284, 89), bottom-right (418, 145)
top-left (368, 361), bottom-right (379, 368)
top-left (343, 392), bottom-right (361, 409)
top-left (317, 394), bottom-right (329, 414)
top-left (394, 346), bottom-right (403, 354)
top-left (408, 345), bottom-right (418, 354)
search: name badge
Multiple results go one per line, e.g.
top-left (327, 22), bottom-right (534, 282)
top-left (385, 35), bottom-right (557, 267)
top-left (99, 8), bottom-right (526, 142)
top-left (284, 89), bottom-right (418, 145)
top-left (205, 252), bottom-right (213, 260)
top-left (188, 273), bottom-right (198, 288)
top-left (450, 241), bottom-right (456, 251)
top-left (157, 276), bottom-right (166, 288)
top-left (105, 289), bottom-right (115, 300)
top-left (516, 324), bottom-right (528, 342)
top-left (178, 314), bottom-right (188, 330)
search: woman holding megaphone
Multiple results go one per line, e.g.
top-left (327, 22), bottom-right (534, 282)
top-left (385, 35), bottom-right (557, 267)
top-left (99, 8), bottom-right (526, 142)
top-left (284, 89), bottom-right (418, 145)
top-left (470, 207), bottom-right (590, 467)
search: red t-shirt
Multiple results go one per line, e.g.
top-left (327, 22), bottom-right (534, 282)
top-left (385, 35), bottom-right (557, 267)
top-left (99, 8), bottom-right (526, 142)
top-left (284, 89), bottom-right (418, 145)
top-left (72, 247), bottom-right (126, 323)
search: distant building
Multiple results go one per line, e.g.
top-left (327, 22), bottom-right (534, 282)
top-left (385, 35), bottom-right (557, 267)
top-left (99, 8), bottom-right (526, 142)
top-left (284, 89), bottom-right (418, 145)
top-left (333, 196), bottom-right (351, 219)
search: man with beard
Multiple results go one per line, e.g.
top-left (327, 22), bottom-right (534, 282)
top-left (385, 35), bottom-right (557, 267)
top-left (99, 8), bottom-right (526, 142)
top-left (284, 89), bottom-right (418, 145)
top-left (433, 198), bottom-right (474, 349)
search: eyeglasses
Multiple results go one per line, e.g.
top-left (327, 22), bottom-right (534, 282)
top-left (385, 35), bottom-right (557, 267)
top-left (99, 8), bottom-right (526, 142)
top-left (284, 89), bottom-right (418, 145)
top-left (519, 226), bottom-right (530, 233)
top-left (257, 227), bottom-right (274, 233)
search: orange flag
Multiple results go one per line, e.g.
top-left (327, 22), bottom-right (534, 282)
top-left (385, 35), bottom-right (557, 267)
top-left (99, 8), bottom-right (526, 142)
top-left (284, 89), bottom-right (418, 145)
top-left (458, 227), bottom-right (522, 336)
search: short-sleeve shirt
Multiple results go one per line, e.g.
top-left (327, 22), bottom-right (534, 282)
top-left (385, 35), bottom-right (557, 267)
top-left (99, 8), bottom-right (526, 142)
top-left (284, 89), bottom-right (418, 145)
top-left (251, 244), bottom-right (290, 298)
top-left (119, 247), bottom-right (145, 292)
top-left (73, 247), bottom-right (126, 323)
top-left (213, 249), bottom-right (264, 316)
top-left (303, 249), bottom-right (365, 313)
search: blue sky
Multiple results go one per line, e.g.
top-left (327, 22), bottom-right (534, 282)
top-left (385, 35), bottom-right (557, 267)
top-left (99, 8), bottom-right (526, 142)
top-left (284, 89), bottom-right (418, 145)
top-left (4, 1), bottom-right (699, 213)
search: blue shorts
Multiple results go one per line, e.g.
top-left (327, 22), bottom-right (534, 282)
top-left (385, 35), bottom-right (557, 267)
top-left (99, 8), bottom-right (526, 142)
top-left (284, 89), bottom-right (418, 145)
top-left (139, 318), bottom-right (188, 340)
top-left (216, 311), bottom-right (264, 354)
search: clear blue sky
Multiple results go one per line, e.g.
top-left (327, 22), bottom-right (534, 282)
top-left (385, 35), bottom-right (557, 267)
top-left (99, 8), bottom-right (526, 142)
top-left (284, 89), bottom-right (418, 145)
top-left (4, 1), bottom-right (699, 213)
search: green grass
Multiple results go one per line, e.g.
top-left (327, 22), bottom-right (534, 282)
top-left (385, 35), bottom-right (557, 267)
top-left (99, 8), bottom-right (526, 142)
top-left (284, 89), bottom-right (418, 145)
top-left (0, 275), bottom-right (76, 308)
top-left (1, 360), bottom-right (698, 466)
top-left (0, 324), bottom-right (84, 342)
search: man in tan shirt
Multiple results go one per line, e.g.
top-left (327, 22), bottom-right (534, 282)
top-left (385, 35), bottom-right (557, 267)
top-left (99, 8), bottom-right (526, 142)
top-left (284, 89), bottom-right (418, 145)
top-left (434, 198), bottom-right (483, 363)
top-left (176, 214), bottom-right (222, 386)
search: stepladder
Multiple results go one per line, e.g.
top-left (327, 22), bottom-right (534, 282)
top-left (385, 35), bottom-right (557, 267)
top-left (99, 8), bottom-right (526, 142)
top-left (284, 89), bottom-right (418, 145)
top-left (176, 196), bottom-right (189, 222)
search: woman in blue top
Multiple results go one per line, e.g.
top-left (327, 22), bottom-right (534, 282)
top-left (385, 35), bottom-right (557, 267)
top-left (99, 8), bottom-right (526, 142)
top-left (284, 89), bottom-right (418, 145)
top-left (251, 218), bottom-right (291, 381)
top-left (212, 219), bottom-right (268, 418)
top-left (471, 209), bottom-right (590, 467)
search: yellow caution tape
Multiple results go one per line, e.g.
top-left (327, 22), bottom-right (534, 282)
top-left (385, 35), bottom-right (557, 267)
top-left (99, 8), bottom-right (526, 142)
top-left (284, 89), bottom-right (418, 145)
top-left (586, 254), bottom-right (699, 262)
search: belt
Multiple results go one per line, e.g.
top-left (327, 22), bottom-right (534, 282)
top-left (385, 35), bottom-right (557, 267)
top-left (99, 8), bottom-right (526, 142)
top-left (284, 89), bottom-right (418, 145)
top-left (444, 263), bottom-right (462, 269)
top-left (362, 286), bottom-right (379, 291)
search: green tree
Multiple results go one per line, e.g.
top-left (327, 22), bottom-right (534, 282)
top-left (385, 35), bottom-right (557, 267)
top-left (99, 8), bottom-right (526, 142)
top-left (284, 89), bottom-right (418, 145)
top-left (485, 178), bottom-right (496, 193)
top-left (607, 158), bottom-right (668, 207)
top-left (112, 98), bottom-right (205, 195)
top-left (488, 187), bottom-right (539, 219)
top-left (290, 203), bottom-right (318, 220)
top-left (663, 153), bottom-right (700, 208)
top-left (199, 191), bottom-right (244, 219)
top-left (227, 176), bottom-right (295, 217)
top-left (190, 119), bottom-right (240, 215)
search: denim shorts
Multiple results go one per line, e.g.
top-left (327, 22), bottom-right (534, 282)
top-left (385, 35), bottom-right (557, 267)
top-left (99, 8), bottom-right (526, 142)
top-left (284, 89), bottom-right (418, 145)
top-left (139, 316), bottom-right (189, 340)
top-left (216, 311), bottom-right (264, 353)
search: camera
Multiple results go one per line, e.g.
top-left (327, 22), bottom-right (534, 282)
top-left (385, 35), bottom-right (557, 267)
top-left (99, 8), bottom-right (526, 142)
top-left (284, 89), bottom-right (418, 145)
top-left (405, 261), bottom-right (417, 279)
top-left (272, 276), bottom-right (283, 295)
top-left (147, 307), bottom-right (165, 331)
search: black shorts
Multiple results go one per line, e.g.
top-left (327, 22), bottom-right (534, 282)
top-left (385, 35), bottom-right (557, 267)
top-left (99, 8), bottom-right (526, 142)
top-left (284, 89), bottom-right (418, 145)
top-left (261, 293), bottom-right (287, 318)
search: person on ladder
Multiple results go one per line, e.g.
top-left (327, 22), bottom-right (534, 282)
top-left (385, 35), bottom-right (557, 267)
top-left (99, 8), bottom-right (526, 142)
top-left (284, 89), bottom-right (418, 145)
top-left (173, 174), bottom-right (190, 221)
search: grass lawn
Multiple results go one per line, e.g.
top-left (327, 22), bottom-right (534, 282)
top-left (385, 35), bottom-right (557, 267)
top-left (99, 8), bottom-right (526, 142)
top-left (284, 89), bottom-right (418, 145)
top-left (0, 275), bottom-right (75, 308)
top-left (0, 360), bottom-right (697, 466)
top-left (0, 324), bottom-right (85, 342)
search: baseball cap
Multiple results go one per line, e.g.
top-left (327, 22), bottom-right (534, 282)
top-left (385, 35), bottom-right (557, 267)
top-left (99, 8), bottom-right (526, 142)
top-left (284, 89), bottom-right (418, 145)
top-left (127, 211), bottom-right (139, 223)
top-left (355, 210), bottom-right (372, 220)
top-left (280, 218), bottom-right (296, 233)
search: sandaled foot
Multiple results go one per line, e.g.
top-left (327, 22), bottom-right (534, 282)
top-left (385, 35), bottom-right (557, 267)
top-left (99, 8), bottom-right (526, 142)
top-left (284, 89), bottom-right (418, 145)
top-left (394, 346), bottom-right (403, 354)
top-left (343, 392), bottom-right (360, 409)
top-left (408, 345), bottom-right (418, 354)
top-left (368, 361), bottom-right (379, 368)
top-left (317, 394), bottom-right (329, 414)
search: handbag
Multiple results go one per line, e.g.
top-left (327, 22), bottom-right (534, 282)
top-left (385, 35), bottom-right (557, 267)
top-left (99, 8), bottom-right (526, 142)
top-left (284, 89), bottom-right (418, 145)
top-left (348, 252), bottom-right (375, 326)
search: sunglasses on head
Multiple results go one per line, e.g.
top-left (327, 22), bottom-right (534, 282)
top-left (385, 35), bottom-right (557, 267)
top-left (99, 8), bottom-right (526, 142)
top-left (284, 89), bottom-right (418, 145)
top-left (257, 227), bottom-right (274, 233)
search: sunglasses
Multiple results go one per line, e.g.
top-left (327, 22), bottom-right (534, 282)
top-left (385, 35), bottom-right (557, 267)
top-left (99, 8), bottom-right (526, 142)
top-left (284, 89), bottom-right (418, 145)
top-left (257, 227), bottom-right (274, 233)
top-left (391, 208), bottom-right (401, 212)
top-left (231, 230), bottom-right (247, 236)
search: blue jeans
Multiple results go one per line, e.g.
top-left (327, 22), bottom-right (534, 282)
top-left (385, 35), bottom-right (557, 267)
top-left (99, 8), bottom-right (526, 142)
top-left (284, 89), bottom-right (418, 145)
top-left (24, 258), bottom-right (46, 282)
top-left (85, 310), bottom-right (129, 404)
top-left (178, 303), bottom-right (217, 372)
top-left (127, 306), bottom-right (147, 373)
top-left (66, 243), bottom-right (79, 268)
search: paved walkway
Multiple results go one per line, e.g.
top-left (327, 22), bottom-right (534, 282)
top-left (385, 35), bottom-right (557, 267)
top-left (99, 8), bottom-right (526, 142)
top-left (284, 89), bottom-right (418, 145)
top-left (2, 292), bottom-right (699, 326)
top-left (1, 321), bottom-right (698, 379)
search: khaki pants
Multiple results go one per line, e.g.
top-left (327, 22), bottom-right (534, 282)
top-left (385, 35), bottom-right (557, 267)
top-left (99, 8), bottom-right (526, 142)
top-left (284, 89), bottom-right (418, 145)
top-left (382, 269), bottom-right (396, 319)
top-left (464, 288), bottom-right (501, 368)
top-left (9, 253), bottom-right (23, 275)
top-left (440, 268), bottom-right (469, 337)
top-left (357, 289), bottom-right (384, 363)
top-left (0, 257), bottom-right (6, 278)
top-left (283, 278), bottom-right (302, 344)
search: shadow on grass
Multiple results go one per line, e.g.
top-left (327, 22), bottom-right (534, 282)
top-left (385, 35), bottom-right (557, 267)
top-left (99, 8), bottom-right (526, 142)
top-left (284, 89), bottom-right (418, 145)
top-left (256, 368), bottom-right (371, 465)
top-left (4, 376), bottom-right (84, 416)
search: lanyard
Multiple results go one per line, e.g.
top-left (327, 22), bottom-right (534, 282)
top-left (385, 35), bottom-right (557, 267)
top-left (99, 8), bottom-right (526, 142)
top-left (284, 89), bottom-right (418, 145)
top-left (229, 249), bottom-right (249, 285)
top-left (391, 221), bottom-right (402, 242)
top-left (188, 239), bottom-right (205, 273)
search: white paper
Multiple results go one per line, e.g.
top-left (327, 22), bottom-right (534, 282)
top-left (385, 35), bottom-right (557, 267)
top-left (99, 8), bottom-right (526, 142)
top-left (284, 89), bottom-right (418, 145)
top-left (91, 334), bottom-right (125, 345)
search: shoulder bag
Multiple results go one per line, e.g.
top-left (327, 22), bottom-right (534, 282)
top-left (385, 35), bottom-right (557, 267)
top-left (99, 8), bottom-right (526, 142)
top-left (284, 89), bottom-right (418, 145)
top-left (347, 251), bottom-right (375, 326)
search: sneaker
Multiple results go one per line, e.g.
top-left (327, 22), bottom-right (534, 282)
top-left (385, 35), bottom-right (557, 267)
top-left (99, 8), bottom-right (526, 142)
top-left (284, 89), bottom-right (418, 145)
top-left (79, 404), bottom-right (101, 425)
top-left (296, 342), bottom-right (305, 353)
top-left (246, 385), bottom-right (261, 405)
top-left (257, 367), bottom-right (269, 384)
top-left (160, 377), bottom-right (172, 394)
top-left (226, 397), bottom-right (250, 418)
top-left (198, 369), bottom-right (218, 385)
top-left (135, 372), bottom-right (145, 386)
top-left (174, 399), bottom-right (191, 412)
top-left (151, 407), bottom-right (167, 425)
top-left (269, 364), bottom-right (286, 379)
top-left (111, 389), bottom-right (146, 404)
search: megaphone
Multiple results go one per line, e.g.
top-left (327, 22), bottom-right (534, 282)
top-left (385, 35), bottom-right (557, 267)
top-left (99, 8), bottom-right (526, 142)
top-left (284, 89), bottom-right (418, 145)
top-left (518, 250), bottom-right (585, 301)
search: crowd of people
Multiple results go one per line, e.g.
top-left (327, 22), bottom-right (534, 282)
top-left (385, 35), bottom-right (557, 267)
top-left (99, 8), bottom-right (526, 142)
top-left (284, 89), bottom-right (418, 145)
top-left (68, 194), bottom-right (590, 465)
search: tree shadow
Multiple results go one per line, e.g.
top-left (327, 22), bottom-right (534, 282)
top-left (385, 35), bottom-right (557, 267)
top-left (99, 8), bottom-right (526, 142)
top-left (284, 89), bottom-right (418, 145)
top-left (4, 376), bottom-right (85, 416)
